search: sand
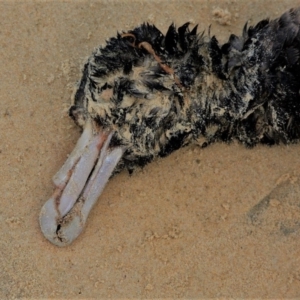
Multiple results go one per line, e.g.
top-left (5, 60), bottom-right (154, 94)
top-left (1, 0), bottom-right (300, 298)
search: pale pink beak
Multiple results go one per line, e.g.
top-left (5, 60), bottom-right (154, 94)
top-left (39, 119), bottom-right (124, 246)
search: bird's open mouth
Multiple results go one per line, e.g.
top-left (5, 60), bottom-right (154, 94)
top-left (39, 119), bottom-right (124, 246)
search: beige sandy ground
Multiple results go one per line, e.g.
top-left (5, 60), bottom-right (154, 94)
top-left (2, 0), bottom-right (300, 298)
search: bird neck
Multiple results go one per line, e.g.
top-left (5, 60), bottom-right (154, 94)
top-left (187, 41), bottom-right (262, 144)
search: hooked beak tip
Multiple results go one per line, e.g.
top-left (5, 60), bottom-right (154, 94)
top-left (39, 120), bottom-right (125, 247)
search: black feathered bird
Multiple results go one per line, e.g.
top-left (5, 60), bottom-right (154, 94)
top-left (40, 7), bottom-right (300, 246)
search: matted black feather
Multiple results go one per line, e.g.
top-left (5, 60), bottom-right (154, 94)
top-left (70, 7), bottom-right (300, 174)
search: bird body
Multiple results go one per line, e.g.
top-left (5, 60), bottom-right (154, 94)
top-left (40, 7), bottom-right (300, 246)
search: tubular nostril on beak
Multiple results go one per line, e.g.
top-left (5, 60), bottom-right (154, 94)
top-left (39, 121), bottom-right (124, 246)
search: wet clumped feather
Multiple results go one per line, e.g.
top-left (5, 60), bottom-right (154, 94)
top-left (71, 8), bottom-right (300, 174)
